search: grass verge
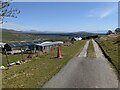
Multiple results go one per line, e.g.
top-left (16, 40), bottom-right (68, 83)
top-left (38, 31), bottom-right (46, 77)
top-left (87, 39), bottom-right (95, 58)
top-left (96, 36), bottom-right (120, 78)
top-left (2, 54), bottom-right (29, 66)
top-left (2, 40), bottom-right (86, 88)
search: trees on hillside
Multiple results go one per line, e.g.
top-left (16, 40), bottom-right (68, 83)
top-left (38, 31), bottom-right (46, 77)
top-left (106, 30), bottom-right (113, 35)
top-left (115, 28), bottom-right (120, 33)
top-left (0, 0), bottom-right (20, 24)
top-left (106, 28), bottom-right (120, 35)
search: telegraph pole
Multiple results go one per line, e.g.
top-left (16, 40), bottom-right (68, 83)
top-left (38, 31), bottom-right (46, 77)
top-left (5, 49), bottom-right (9, 65)
top-left (21, 48), bottom-right (23, 60)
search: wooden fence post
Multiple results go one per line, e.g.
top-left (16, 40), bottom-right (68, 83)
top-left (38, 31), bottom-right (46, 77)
top-left (5, 49), bottom-right (9, 65)
top-left (21, 48), bottom-right (23, 60)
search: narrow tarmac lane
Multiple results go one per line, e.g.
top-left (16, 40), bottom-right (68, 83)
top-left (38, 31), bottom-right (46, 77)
top-left (42, 40), bottom-right (118, 88)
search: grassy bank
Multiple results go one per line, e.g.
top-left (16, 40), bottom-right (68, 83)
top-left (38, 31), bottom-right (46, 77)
top-left (87, 40), bottom-right (95, 58)
top-left (2, 54), bottom-right (29, 66)
top-left (96, 34), bottom-right (120, 77)
top-left (2, 40), bottom-right (86, 88)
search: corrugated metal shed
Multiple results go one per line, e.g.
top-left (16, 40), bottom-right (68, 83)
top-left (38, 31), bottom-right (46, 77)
top-left (36, 41), bottom-right (64, 47)
top-left (33, 40), bottom-right (43, 44)
top-left (6, 42), bottom-right (22, 48)
top-left (20, 42), bottom-right (28, 46)
top-left (0, 43), bottom-right (6, 48)
top-left (52, 41), bottom-right (64, 45)
top-left (26, 42), bottom-right (35, 46)
top-left (4, 40), bottom-right (43, 48)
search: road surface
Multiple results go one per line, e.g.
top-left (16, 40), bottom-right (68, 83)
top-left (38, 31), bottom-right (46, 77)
top-left (43, 40), bottom-right (118, 88)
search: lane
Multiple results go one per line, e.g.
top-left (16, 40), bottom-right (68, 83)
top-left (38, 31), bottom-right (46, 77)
top-left (78, 40), bottom-right (89, 57)
top-left (42, 40), bottom-right (118, 88)
top-left (92, 39), bottom-right (105, 59)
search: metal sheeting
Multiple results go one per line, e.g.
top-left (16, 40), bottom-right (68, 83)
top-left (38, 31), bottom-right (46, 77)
top-left (0, 43), bottom-right (6, 48)
top-left (36, 41), bottom-right (64, 47)
top-left (26, 42), bottom-right (35, 46)
top-left (20, 42), bottom-right (28, 46)
top-left (6, 42), bottom-right (22, 48)
top-left (33, 40), bottom-right (43, 44)
top-left (4, 40), bottom-right (63, 48)
top-left (5, 40), bottom-right (43, 48)
top-left (51, 41), bottom-right (64, 45)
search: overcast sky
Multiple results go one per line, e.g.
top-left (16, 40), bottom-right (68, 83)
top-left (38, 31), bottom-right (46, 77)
top-left (3, 2), bottom-right (118, 33)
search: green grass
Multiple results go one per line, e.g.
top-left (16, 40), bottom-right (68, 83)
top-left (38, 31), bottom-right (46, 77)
top-left (2, 54), bottom-right (29, 66)
top-left (87, 40), bottom-right (95, 58)
top-left (0, 54), bottom-right (2, 66)
top-left (1, 30), bottom-right (69, 42)
top-left (96, 37), bottom-right (119, 77)
top-left (2, 40), bottom-right (86, 88)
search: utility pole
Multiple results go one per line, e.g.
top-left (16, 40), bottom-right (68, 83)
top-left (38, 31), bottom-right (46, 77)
top-left (21, 48), bottom-right (23, 60)
top-left (5, 49), bottom-right (9, 65)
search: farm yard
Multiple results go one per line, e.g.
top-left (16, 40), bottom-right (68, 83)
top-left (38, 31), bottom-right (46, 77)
top-left (2, 54), bottom-right (29, 66)
top-left (1, 1), bottom-right (119, 88)
top-left (2, 40), bottom-right (86, 88)
top-left (1, 30), bottom-right (119, 88)
top-left (1, 40), bottom-right (64, 66)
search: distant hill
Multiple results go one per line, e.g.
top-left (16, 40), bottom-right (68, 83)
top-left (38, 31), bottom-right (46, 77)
top-left (1, 29), bottom-right (69, 42)
top-left (1, 28), bottom-right (44, 42)
top-left (1, 28), bottom-right (103, 42)
top-left (29, 31), bottom-right (98, 38)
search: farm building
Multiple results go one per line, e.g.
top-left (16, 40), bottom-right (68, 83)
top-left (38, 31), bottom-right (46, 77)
top-left (3, 40), bottom-right (64, 54)
top-left (3, 42), bottom-right (25, 54)
top-left (36, 41), bottom-right (64, 52)
top-left (36, 41), bottom-right (52, 51)
top-left (36, 41), bottom-right (63, 47)
top-left (0, 42), bottom-right (6, 53)
top-left (0, 43), bottom-right (6, 48)
top-left (72, 37), bottom-right (82, 41)
top-left (3, 41), bottom-right (43, 54)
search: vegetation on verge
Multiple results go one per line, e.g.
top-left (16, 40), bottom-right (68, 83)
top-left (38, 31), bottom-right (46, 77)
top-left (87, 40), bottom-right (95, 58)
top-left (2, 40), bottom-right (86, 88)
top-left (2, 54), bottom-right (29, 66)
top-left (96, 33), bottom-right (120, 78)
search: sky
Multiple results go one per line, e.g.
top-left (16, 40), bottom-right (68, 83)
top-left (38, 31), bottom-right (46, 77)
top-left (2, 2), bottom-right (118, 33)
top-left (12, 0), bottom-right (120, 2)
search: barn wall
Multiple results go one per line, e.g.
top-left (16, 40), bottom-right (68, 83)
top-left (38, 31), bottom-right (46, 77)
top-left (4, 44), bottom-right (12, 51)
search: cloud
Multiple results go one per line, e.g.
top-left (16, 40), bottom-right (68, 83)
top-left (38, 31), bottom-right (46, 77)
top-left (2, 22), bottom-right (37, 31)
top-left (99, 9), bottom-right (113, 18)
top-left (88, 6), bottom-right (117, 19)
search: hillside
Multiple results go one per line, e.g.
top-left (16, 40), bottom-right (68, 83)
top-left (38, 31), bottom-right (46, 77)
top-left (1, 29), bottom-right (41, 42)
top-left (1, 29), bottom-right (68, 42)
top-left (96, 33), bottom-right (120, 78)
top-left (1, 28), bottom-right (99, 42)
top-left (33, 31), bottom-right (96, 38)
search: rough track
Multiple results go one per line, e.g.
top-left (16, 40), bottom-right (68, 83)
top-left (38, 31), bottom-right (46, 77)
top-left (43, 40), bottom-right (118, 88)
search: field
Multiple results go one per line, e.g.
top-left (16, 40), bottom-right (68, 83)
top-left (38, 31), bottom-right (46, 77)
top-left (2, 54), bottom-right (29, 66)
top-left (1, 29), bottom-right (97, 43)
top-left (1, 29), bottom-right (69, 42)
top-left (96, 33), bottom-right (120, 77)
top-left (2, 40), bottom-right (86, 88)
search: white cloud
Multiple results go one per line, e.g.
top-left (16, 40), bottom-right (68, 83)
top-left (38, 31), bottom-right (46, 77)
top-left (99, 9), bottom-right (113, 18)
top-left (2, 22), bottom-right (37, 31)
top-left (88, 6), bottom-right (117, 19)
